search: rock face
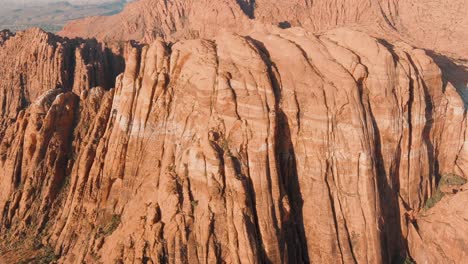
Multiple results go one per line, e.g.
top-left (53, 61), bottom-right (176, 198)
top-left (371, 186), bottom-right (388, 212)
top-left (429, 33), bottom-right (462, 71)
top-left (59, 0), bottom-right (388, 42)
top-left (0, 22), bottom-right (467, 263)
top-left (58, 0), bottom-right (468, 59)
top-left (0, 28), bottom-right (124, 261)
top-left (59, 0), bottom-right (251, 42)
top-left (393, 0), bottom-right (468, 59)
top-left (408, 182), bottom-right (468, 263)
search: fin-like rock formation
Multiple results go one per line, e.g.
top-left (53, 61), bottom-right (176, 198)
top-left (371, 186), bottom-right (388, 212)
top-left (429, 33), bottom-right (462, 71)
top-left (0, 28), bottom-right (124, 262)
top-left (0, 25), bottom-right (466, 263)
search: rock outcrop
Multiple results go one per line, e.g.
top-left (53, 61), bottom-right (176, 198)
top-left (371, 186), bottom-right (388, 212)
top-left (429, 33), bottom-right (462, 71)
top-left (58, 0), bottom-right (468, 59)
top-left (0, 28), bottom-right (124, 262)
top-left (59, 0), bottom-right (389, 42)
top-left (408, 181), bottom-right (468, 263)
top-left (0, 24), bottom-right (466, 263)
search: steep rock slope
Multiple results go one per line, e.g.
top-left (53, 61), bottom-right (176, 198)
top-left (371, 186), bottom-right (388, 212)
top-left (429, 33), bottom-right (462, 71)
top-left (0, 28), bottom-right (124, 262)
top-left (0, 28), bottom-right (122, 120)
top-left (59, 0), bottom-right (251, 42)
top-left (59, 0), bottom-right (389, 42)
top-left (58, 0), bottom-right (468, 59)
top-left (408, 181), bottom-right (468, 263)
top-left (0, 26), bottom-right (466, 263)
top-left (56, 0), bottom-right (468, 134)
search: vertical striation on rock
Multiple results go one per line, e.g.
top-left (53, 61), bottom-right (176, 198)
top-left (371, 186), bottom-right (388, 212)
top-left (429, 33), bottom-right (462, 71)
top-left (0, 4), bottom-right (467, 263)
top-left (0, 28), bottom-right (125, 261)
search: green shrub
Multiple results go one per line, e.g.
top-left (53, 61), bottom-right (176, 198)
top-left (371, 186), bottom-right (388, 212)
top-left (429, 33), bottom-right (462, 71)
top-left (21, 245), bottom-right (59, 264)
top-left (98, 214), bottom-right (121, 237)
top-left (440, 173), bottom-right (467, 186)
top-left (37, 246), bottom-right (59, 264)
top-left (167, 164), bottom-right (176, 173)
top-left (220, 138), bottom-right (230, 152)
top-left (424, 173), bottom-right (467, 210)
top-left (424, 188), bottom-right (444, 210)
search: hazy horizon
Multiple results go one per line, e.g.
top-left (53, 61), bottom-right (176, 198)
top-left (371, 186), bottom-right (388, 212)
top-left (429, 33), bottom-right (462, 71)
top-left (0, 0), bottom-right (131, 7)
top-left (0, 0), bottom-right (130, 32)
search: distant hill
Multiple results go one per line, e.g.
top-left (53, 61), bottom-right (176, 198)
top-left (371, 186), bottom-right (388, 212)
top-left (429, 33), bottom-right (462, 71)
top-left (0, 0), bottom-right (129, 32)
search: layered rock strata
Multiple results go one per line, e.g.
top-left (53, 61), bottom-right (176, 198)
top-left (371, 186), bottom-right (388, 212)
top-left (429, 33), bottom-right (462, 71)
top-left (59, 0), bottom-right (468, 60)
top-left (0, 26), bottom-right (466, 263)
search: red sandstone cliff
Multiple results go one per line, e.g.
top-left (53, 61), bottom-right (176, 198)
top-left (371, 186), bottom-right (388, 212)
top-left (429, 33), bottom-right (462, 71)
top-left (0, 1), bottom-right (467, 263)
top-left (59, 0), bottom-right (468, 59)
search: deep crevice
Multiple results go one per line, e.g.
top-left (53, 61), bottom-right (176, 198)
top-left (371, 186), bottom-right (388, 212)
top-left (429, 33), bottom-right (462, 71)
top-left (236, 0), bottom-right (256, 19)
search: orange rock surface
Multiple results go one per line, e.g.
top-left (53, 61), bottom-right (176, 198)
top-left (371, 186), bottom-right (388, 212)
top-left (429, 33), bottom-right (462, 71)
top-left (59, 0), bottom-right (468, 58)
top-left (0, 0), bottom-right (467, 263)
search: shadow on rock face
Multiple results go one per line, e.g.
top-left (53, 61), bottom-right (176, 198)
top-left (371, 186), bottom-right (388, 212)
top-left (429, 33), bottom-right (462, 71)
top-left (426, 50), bottom-right (468, 109)
top-left (236, 0), bottom-right (256, 19)
top-left (278, 21), bottom-right (292, 29)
